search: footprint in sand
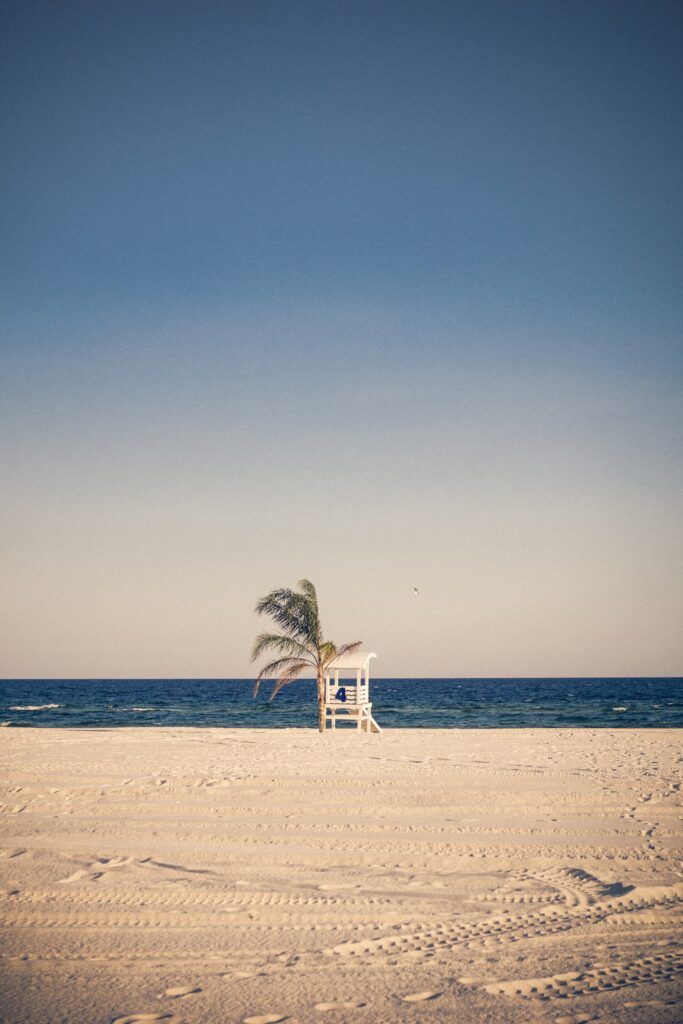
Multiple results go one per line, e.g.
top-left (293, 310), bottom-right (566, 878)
top-left (401, 991), bottom-right (441, 1002)
top-left (112, 1015), bottom-right (177, 1024)
top-left (623, 1002), bottom-right (672, 1009)
top-left (98, 856), bottom-right (134, 867)
top-left (243, 1016), bottom-right (287, 1024)
top-left (163, 985), bottom-right (201, 999)
top-left (315, 1002), bottom-right (366, 1011)
top-left (58, 857), bottom-right (128, 884)
top-left (317, 883), bottom-right (360, 891)
top-left (58, 869), bottom-right (93, 884)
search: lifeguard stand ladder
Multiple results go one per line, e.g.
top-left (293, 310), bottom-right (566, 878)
top-left (324, 651), bottom-right (381, 733)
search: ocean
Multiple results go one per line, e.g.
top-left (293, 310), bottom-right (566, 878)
top-left (0, 677), bottom-right (681, 728)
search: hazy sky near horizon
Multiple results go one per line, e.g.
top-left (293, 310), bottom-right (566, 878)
top-left (2, 1), bottom-right (681, 678)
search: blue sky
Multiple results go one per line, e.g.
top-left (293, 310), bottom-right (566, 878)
top-left (1, 1), bottom-right (681, 677)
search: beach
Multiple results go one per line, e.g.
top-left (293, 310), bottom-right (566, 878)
top-left (1, 727), bottom-right (681, 1024)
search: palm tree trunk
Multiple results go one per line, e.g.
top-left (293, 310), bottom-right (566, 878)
top-left (317, 671), bottom-right (325, 732)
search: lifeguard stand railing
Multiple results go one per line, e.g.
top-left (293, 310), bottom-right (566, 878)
top-left (324, 651), bottom-right (381, 733)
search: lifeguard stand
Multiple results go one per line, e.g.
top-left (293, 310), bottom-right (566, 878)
top-left (324, 651), bottom-right (381, 733)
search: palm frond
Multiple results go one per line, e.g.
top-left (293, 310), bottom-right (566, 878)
top-left (318, 640), bottom-right (338, 665)
top-left (251, 632), bottom-right (313, 663)
top-left (319, 639), bottom-right (362, 670)
top-left (335, 640), bottom-right (363, 658)
top-left (297, 578), bottom-right (322, 646)
top-left (254, 588), bottom-right (300, 635)
top-left (268, 661), bottom-right (311, 700)
top-left (254, 587), bottom-right (294, 616)
top-left (255, 586), bottom-right (318, 642)
top-left (253, 655), bottom-right (314, 696)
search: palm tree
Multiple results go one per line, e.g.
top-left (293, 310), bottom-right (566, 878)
top-left (252, 579), bottom-right (361, 732)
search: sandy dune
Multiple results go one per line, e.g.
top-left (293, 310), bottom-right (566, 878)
top-left (1, 727), bottom-right (681, 1023)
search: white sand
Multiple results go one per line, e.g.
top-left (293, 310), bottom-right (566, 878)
top-left (1, 727), bottom-right (681, 1024)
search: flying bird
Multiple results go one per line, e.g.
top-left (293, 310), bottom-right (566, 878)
top-left (413, 587), bottom-right (420, 596)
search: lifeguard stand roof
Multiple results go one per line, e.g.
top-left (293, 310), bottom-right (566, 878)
top-left (327, 651), bottom-right (377, 671)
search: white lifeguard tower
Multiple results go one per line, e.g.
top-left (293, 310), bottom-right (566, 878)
top-left (324, 651), bottom-right (381, 733)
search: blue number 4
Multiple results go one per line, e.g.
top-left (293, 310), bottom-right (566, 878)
top-left (336, 687), bottom-right (347, 703)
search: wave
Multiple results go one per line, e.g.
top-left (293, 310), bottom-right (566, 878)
top-left (8, 704), bottom-right (63, 711)
top-left (104, 705), bottom-right (158, 712)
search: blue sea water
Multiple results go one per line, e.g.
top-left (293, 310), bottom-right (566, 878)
top-left (0, 678), bottom-right (681, 729)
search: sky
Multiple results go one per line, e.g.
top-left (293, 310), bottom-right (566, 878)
top-left (1, 0), bottom-right (681, 678)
